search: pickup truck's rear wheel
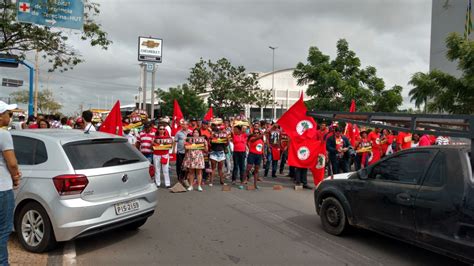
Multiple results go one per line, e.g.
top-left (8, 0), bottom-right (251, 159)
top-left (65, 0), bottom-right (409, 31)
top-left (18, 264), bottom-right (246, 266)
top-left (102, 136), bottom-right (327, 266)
top-left (320, 197), bottom-right (348, 235)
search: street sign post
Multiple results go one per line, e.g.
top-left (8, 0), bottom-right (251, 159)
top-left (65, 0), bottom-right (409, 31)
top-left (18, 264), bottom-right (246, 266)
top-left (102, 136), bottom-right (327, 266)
top-left (0, 58), bottom-right (34, 115)
top-left (138, 37), bottom-right (163, 63)
top-left (16, 0), bottom-right (84, 30)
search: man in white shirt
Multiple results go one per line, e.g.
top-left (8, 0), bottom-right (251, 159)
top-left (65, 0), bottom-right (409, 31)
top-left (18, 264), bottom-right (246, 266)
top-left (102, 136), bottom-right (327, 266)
top-left (82, 110), bottom-right (96, 133)
top-left (0, 101), bottom-right (21, 265)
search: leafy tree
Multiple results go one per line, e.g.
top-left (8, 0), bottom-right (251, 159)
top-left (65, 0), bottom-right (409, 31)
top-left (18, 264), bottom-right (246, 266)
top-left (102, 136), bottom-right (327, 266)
top-left (10, 89), bottom-right (62, 114)
top-left (251, 89), bottom-right (275, 118)
top-left (157, 84), bottom-right (207, 119)
top-left (188, 58), bottom-right (261, 118)
top-left (293, 39), bottom-right (403, 112)
top-left (0, 0), bottom-right (111, 72)
top-left (408, 33), bottom-right (474, 114)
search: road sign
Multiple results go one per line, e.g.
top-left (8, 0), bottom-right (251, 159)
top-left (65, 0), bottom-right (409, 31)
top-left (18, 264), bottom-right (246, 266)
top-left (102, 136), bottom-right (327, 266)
top-left (2, 78), bottom-right (23, 87)
top-left (16, 0), bottom-right (84, 30)
top-left (138, 37), bottom-right (162, 63)
top-left (0, 54), bottom-right (19, 68)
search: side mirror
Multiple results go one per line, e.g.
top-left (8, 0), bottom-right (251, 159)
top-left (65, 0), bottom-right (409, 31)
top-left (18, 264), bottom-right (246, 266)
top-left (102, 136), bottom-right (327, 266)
top-left (359, 168), bottom-right (369, 180)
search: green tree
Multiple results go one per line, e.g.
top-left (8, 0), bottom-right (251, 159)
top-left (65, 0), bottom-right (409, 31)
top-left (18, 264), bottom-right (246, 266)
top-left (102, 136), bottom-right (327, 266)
top-left (188, 58), bottom-right (260, 118)
top-left (156, 84), bottom-right (207, 119)
top-left (293, 39), bottom-right (403, 112)
top-left (0, 0), bottom-right (111, 72)
top-left (10, 89), bottom-right (62, 114)
top-left (408, 33), bottom-right (474, 114)
top-left (251, 89), bottom-right (275, 119)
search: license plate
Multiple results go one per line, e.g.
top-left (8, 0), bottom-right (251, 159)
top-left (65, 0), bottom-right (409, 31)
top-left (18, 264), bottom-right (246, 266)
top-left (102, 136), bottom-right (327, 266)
top-left (114, 200), bottom-right (140, 215)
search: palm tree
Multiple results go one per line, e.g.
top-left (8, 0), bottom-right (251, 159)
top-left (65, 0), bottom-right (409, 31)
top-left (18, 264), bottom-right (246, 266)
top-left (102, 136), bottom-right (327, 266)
top-left (408, 72), bottom-right (437, 113)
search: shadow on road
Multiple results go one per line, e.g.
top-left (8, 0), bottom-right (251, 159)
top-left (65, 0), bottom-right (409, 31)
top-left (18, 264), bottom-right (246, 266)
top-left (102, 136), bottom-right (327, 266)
top-left (73, 227), bottom-right (140, 256)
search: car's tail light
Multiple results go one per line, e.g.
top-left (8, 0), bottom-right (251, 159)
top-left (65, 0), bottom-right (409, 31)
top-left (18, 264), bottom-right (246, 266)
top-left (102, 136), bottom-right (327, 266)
top-left (53, 175), bottom-right (89, 196)
top-left (149, 164), bottom-right (156, 181)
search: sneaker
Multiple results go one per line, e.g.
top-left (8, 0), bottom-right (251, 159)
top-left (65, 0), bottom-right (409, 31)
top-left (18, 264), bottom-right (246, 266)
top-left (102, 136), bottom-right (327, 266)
top-left (303, 184), bottom-right (313, 190)
top-left (255, 186), bottom-right (260, 190)
top-left (238, 185), bottom-right (244, 190)
top-left (183, 180), bottom-right (190, 187)
top-left (209, 183), bottom-right (213, 187)
top-left (198, 186), bottom-right (203, 192)
top-left (187, 186), bottom-right (194, 191)
top-left (231, 180), bottom-right (236, 185)
top-left (166, 186), bottom-right (171, 189)
top-left (271, 175), bottom-right (277, 178)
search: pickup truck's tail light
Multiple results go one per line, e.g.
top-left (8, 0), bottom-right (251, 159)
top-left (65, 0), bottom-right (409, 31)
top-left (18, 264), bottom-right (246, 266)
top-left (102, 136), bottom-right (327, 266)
top-left (53, 174), bottom-right (89, 196)
top-left (149, 164), bottom-right (156, 181)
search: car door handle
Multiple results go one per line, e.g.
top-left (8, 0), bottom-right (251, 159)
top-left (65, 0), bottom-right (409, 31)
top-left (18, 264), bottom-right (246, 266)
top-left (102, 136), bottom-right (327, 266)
top-left (396, 193), bottom-right (411, 202)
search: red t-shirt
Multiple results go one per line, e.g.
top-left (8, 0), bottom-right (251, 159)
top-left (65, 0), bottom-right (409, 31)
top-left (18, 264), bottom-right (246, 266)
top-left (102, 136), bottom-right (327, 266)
top-left (368, 131), bottom-right (381, 149)
top-left (397, 132), bottom-right (412, 150)
top-left (249, 138), bottom-right (264, 155)
top-left (232, 133), bottom-right (248, 152)
top-left (28, 123), bottom-right (39, 129)
top-left (381, 135), bottom-right (394, 154)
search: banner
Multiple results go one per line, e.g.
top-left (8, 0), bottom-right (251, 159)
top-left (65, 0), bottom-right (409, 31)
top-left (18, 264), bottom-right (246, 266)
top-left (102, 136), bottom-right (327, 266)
top-left (99, 100), bottom-right (123, 136)
top-left (171, 99), bottom-right (184, 136)
top-left (277, 93), bottom-right (317, 139)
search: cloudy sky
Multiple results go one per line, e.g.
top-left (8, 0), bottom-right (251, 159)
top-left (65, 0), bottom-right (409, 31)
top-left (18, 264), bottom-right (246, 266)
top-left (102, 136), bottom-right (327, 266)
top-left (0, 0), bottom-right (433, 114)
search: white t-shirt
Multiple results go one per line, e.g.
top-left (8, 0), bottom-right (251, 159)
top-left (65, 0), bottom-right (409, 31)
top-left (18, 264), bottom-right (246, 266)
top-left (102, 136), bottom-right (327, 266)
top-left (84, 123), bottom-right (96, 133)
top-left (0, 129), bottom-right (14, 191)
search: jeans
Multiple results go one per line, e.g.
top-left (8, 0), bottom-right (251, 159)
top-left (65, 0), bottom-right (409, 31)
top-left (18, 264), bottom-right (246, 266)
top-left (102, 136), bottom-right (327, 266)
top-left (232, 152), bottom-right (246, 182)
top-left (0, 190), bottom-right (14, 266)
top-left (294, 167), bottom-right (308, 185)
top-left (176, 153), bottom-right (186, 182)
top-left (329, 156), bottom-right (350, 174)
top-left (143, 153), bottom-right (153, 163)
top-left (279, 150), bottom-right (288, 173)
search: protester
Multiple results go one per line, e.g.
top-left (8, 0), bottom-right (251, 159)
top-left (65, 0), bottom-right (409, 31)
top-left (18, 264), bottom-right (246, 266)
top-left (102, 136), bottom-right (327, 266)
top-left (294, 167), bottom-right (311, 189)
top-left (136, 121), bottom-right (155, 163)
top-left (74, 117), bottom-right (85, 129)
top-left (209, 124), bottom-right (228, 186)
top-left (124, 128), bottom-right (136, 145)
top-left (242, 128), bottom-right (265, 190)
top-left (435, 135), bottom-right (450, 145)
top-left (397, 131), bottom-right (412, 151)
top-left (279, 130), bottom-right (289, 174)
top-left (82, 110), bottom-right (96, 133)
top-left (355, 130), bottom-right (371, 170)
top-left (153, 125), bottom-right (172, 189)
top-left (412, 134), bottom-right (420, 147)
top-left (326, 127), bottom-right (351, 174)
top-left (368, 127), bottom-right (382, 165)
top-left (419, 133), bottom-right (433, 147)
top-left (231, 125), bottom-right (247, 185)
top-left (183, 129), bottom-right (207, 191)
top-left (380, 129), bottom-right (394, 156)
top-left (174, 120), bottom-right (190, 184)
top-left (12, 115), bottom-right (26, 130)
top-left (60, 117), bottom-right (72, 129)
top-left (50, 114), bottom-right (61, 128)
top-left (0, 101), bottom-right (21, 265)
top-left (38, 119), bottom-right (50, 129)
top-left (265, 123), bottom-right (281, 178)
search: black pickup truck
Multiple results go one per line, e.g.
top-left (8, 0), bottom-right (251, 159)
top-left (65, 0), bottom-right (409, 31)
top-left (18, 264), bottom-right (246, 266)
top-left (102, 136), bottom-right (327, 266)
top-left (314, 146), bottom-right (474, 264)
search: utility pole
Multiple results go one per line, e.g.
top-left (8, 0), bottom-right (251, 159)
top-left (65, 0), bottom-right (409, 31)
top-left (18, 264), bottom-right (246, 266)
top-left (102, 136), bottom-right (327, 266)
top-left (34, 50), bottom-right (39, 116)
top-left (150, 65), bottom-right (156, 121)
top-left (269, 46), bottom-right (277, 120)
top-left (140, 63), bottom-right (147, 113)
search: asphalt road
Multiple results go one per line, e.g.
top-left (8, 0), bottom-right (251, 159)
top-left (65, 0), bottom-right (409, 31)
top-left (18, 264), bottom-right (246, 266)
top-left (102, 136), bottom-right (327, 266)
top-left (51, 172), bottom-right (466, 266)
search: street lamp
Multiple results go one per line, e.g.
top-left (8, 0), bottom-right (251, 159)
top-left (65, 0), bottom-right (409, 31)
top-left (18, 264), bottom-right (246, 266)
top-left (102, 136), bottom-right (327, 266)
top-left (269, 46), bottom-right (277, 120)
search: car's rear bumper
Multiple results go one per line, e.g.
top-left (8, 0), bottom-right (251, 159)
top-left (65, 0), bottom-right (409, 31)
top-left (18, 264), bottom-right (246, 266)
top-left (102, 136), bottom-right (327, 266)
top-left (51, 184), bottom-right (157, 241)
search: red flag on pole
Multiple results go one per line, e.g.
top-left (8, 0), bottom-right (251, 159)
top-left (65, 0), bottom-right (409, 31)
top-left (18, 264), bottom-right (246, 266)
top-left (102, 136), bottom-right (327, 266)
top-left (171, 99), bottom-right (184, 136)
top-left (99, 100), bottom-right (123, 136)
top-left (203, 106), bottom-right (213, 121)
top-left (277, 93), bottom-right (317, 139)
top-left (344, 99), bottom-right (360, 147)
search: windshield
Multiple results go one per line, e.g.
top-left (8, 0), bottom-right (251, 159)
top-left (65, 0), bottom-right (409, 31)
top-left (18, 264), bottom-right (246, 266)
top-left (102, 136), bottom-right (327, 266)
top-left (63, 139), bottom-right (146, 170)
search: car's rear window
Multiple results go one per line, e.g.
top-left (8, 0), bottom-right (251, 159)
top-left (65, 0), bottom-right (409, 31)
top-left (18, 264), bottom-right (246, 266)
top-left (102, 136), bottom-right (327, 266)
top-left (63, 139), bottom-right (147, 170)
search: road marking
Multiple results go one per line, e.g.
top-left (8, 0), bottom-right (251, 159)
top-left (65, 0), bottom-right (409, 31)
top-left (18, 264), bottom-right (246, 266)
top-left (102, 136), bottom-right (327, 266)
top-left (63, 241), bottom-right (76, 266)
top-left (224, 192), bottom-right (381, 265)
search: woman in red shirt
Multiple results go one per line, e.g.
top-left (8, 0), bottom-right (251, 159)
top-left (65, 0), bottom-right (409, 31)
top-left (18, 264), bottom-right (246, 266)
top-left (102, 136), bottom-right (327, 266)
top-left (242, 128), bottom-right (265, 190)
top-left (231, 125), bottom-right (247, 185)
top-left (153, 126), bottom-right (173, 188)
top-left (380, 129), bottom-right (394, 157)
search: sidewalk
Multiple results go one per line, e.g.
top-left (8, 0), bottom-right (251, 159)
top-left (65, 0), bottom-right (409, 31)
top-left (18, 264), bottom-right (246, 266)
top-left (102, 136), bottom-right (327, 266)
top-left (8, 233), bottom-right (48, 266)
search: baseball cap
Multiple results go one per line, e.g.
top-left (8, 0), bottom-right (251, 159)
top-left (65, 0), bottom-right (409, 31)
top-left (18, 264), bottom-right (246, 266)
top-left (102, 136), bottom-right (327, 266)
top-left (0, 101), bottom-right (17, 113)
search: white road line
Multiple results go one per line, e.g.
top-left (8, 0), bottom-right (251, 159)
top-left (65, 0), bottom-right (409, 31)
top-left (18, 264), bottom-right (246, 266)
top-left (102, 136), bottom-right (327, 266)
top-left (63, 241), bottom-right (77, 266)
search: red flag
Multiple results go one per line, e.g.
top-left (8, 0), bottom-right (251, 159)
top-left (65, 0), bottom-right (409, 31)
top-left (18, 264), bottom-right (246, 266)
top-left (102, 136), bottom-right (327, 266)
top-left (277, 93), bottom-right (317, 139)
top-left (344, 99), bottom-right (360, 147)
top-left (310, 141), bottom-right (327, 186)
top-left (203, 106), bottom-right (213, 121)
top-left (171, 100), bottom-right (184, 136)
top-left (99, 100), bottom-right (123, 136)
top-left (288, 137), bottom-right (322, 168)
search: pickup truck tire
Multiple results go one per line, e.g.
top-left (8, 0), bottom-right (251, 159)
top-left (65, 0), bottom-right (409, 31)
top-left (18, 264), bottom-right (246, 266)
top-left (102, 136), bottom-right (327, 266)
top-left (320, 197), bottom-right (348, 236)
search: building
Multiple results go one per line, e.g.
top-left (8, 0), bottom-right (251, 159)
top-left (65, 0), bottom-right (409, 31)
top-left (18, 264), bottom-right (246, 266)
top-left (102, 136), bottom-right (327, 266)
top-left (199, 68), bottom-right (310, 120)
top-left (430, 0), bottom-right (471, 76)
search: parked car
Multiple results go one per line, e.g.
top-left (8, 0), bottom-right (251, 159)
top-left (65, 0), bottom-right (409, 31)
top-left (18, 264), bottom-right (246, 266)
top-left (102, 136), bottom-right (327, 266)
top-left (314, 146), bottom-right (474, 264)
top-left (11, 129), bottom-right (158, 252)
